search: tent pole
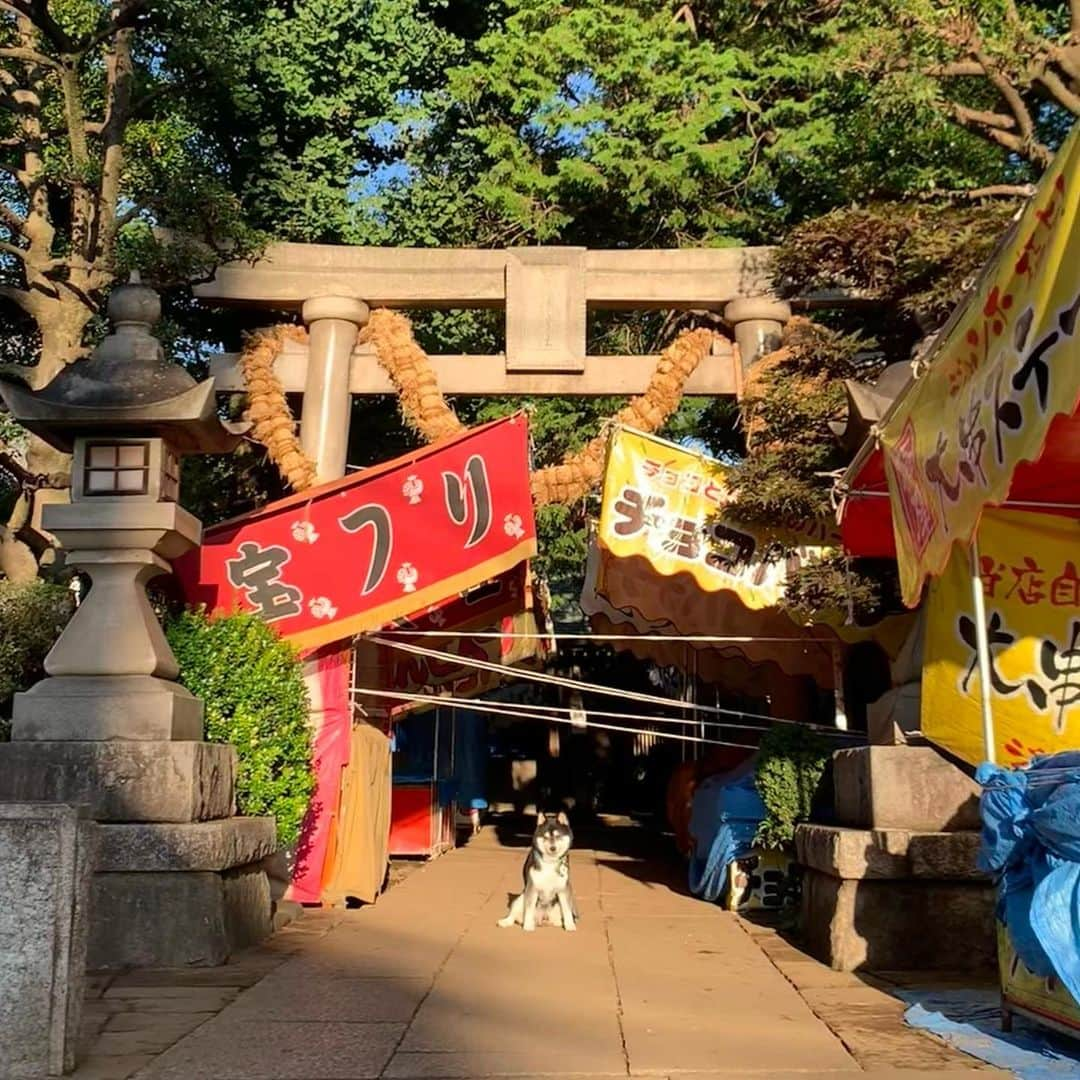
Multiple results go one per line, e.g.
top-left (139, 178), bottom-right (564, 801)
top-left (969, 537), bottom-right (996, 764)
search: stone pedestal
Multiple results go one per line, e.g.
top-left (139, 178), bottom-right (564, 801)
top-left (0, 804), bottom-right (98, 1078)
top-left (796, 745), bottom-right (993, 972)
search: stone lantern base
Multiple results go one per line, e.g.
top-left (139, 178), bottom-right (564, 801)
top-left (0, 739), bottom-right (276, 968)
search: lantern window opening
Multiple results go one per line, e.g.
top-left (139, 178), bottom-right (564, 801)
top-left (83, 440), bottom-right (151, 497)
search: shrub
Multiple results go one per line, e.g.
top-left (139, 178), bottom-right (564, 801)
top-left (0, 580), bottom-right (74, 736)
top-left (753, 724), bottom-right (831, 851)
top-left (166, 609), bottom-right (314, 848)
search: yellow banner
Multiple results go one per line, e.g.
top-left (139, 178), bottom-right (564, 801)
top-left (881, 123), bottom-right (1080, 606)
top-left (923, 508), bottom-right (1080, 766)
top-left (598, 428), bottom-right (830, 610)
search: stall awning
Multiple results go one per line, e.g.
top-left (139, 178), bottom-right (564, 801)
top-left (840, 123), bottom-right (1080, 606)
top-left (587, 428), bottom-right (911, 690)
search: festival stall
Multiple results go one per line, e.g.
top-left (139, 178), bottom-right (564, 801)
top-left (354, 565), bottom-right (553, 856)
top-left (587, 427), bottom-right (911, 712)
top-left (176, 414), bottom-right (538, 900)
top-left (582, 426), bottom-right (909, 907)
top-left (837, 123), bottom-right (1080, 1033)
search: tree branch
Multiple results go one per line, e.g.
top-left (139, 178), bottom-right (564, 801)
top-left (1034, 66), bottom-right (1080, 116)
top-left (92, 7), bottom-right (134, 263)
top-left (0, 448), bottom-right (67, 488)
top-left (0, 282), bottom-right (40, 316)
top-left (0, 46), bottom-right (62, 71)
top-left (0, 202), bottom-right (30, 240)
top-left (0, 1), bottom-right (76, 54)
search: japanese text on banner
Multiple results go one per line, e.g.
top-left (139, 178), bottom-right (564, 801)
top-left (923, 508), bottom-right (1080, 766)
top-left (881, 123), bottom-right (1080, 606)
top-left (597, 428), bottom-right (826, 611)
top-left (177, 416), bottom-right (536, 651)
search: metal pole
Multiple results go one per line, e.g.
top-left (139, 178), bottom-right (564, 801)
top-left (832, 643), bottom-right (849, 731)
top-left (970, 537), bottom-right (997, 764)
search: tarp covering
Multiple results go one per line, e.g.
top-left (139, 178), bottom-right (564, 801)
top-left (176, 415), bottom-right (536, 651)
top-left (287, 643), bottom-right (353, 905)
top-left (320, 720), bottom-right (391, 907)
top-left (687, 763), bottom-right (765, 902)
top-left (868, 122), bottom-right (1080, 606)
top-left (923, 508), bottom-right (1080, 767)
top-left (977, 753), bottom-right (1080, 1004)
top-left (899, 989), bottom-right (1080, 1077)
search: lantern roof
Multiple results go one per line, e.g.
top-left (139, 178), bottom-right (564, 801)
top-left (0, 281), bottom-right (245, 453)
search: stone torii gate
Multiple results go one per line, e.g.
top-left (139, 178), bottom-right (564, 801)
top-left (197, 244), bottom-right (796, 483)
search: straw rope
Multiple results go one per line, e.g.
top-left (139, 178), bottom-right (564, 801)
top-left (237, 315), bottom-right (725, 504)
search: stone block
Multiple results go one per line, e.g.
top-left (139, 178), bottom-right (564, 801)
top-left (0, 740), bottom-right (235, 822)
top-left (12, 675), bottom-right (203, 741)
top-left (834, 745), bottom-right (980, 831)
top-left (866, 683), bottom-right (921, 746)
top-left (0, 803), bottom-right (98, 1077)
top-left (97, 818), bottom-right (277, 872)
top-left (795, 825), bottom-right (985, 882)
top-left (88, 864), bottom-right (271, 970)
top-left (800, 867), bottom-right (995, 972)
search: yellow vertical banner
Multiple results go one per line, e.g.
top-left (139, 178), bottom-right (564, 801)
top-left (923, 509), bottom-right (1080, 766)
top-left (880, 123), bottom-right (1080, 606)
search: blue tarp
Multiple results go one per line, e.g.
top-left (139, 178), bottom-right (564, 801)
top-left (900, 989), bottom-right (1080, 1078)
top-left (978, 752), bottom-right (1080, 1004)
top-left (687, 763), bottom-right (765, 902)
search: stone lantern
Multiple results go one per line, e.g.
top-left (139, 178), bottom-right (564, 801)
top-left (0, 282), bottom-right (276, 969)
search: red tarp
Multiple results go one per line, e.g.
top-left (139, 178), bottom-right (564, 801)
top-left (175, 415), bottom-right (537, 651)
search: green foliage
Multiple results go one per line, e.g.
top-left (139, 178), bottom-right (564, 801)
top-left (753, 724), bottom-right (831, 850)
top-left (783, 552), bottom-right (900, 627)
top-left (0, 582), bottom-right (74, 736)
top-left (726, 321), bottom-right (877, 530)
top-left (166, 609), bottom-right (314, 847)
top-left (774, 200), bottom-right (1021, 327)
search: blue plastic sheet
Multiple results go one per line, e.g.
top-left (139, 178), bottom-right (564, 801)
top-left (687, 765), bottom-right (765, 902)
top-left (900, 989), bottom-right (1080, 1078)
top-left (978, 753), bottom-right (1080, 1004)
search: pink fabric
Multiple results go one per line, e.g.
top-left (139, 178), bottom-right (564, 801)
top-left (285, 644), bottom-right (352, 904)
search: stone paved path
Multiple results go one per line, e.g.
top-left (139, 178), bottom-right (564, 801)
top-left (75, 822), bottom-right (999, 1079)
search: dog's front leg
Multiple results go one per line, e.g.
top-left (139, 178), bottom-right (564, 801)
top-left (557, 889), bottom-right (576, 932)
top-left (522, 888), bottom-right (539, 932)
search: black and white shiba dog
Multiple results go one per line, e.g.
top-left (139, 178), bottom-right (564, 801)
top-left (497, 811), bottom-right (578, 932)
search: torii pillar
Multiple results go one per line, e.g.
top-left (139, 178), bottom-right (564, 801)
top-left (300, 295), bottom-right (370, 483)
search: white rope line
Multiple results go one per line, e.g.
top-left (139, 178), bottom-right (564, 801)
top-left (374, 629), bottom-right (834, 644)
top-left (362, 635), bottom-right (845, 730)
top-left (350, 683), bottom-right (860, 738)
top-left (353, 687), bottom-right (759, 748)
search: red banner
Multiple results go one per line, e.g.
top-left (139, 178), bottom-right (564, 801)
top-left (176, 416), bottom-right (537, 651)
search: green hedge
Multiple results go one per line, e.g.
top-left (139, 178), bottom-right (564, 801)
top-left (753, 724), bottom-right (831, 851)
top-left (0, 580), bottom-right (74, 736)
top-left (166, 609), bottom-right (314, 848)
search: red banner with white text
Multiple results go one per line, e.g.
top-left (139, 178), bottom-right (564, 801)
top-left (176, 416), bottom-right (537, 651)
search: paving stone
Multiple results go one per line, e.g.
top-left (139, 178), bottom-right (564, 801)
top-left (102, 987), bottom-right (239, 1013)
top-left (137, 1019), bottom-right (405, 1079)
top-left (69, 1054), bottom-right (157, 1080)
top-left (103, 1012), bottom-right (216, 1037)
top-left (230, 976), bottom-right (429, 1022)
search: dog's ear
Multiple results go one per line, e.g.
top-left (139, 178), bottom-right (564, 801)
top-left (536, 812), bottom-right (547, 824)
top-left (556, 811), bottom-right (569, 826)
